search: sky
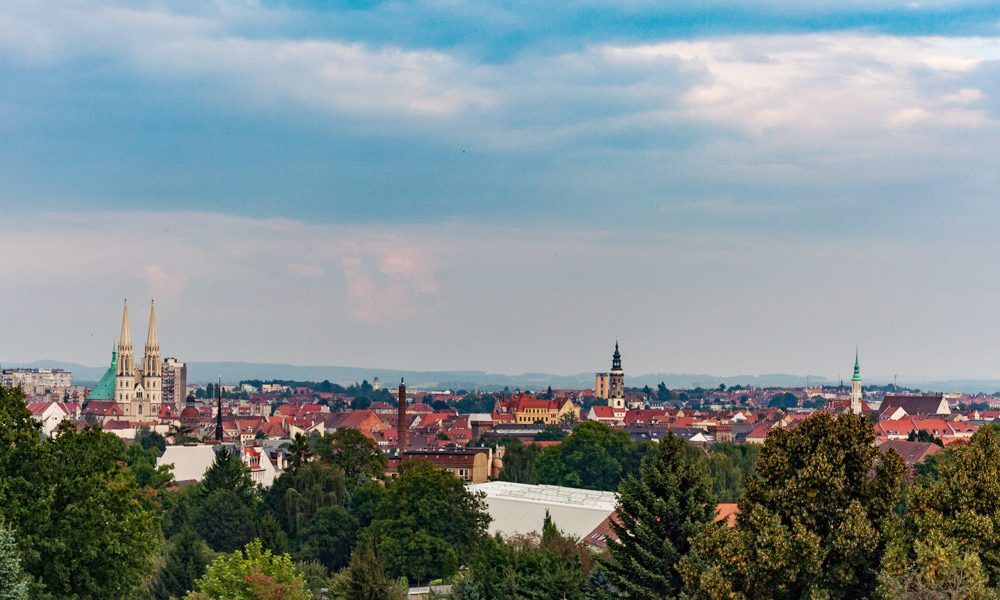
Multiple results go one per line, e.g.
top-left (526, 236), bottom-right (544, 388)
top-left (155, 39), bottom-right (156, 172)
top-left (3, 0), bottom-right (1000, 380)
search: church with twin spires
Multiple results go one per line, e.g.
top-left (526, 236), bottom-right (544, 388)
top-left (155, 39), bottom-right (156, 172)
top-left (85, 299), bottom-right (163, 421)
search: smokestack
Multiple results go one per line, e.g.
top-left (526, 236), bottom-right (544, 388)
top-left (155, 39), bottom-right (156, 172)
top-left (216, 376), bottom-right (223, 443)
top-left (397, 378), bottom-right (407, 454)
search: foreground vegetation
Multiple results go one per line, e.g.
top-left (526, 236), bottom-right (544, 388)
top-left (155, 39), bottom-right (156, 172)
top-left (3, 384), bottom-right (1000, 598)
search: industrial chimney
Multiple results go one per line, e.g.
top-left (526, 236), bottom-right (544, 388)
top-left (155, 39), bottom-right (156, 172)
top-left (397, 378), bottom-right (408, 454)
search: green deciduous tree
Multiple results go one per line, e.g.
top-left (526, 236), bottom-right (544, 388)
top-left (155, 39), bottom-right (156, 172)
top-left (680, 412), bottom-right (906, 600)
top-left (535, 421), bottom-right (651, 491)
top-left (368, 460), bottom-right (490, 583)
top-left (185, 539), bottom-right (311, 600)
top-left (601, 434), bottom-right (716, 599)
top-left (317, 428), bottom-right (386, 489)
top-left (0, 387), bottom-right (161, 599)
top-left (497, 439), bottom-right (542, 484)
top-left (882, 424), bottom-right (1000, 592)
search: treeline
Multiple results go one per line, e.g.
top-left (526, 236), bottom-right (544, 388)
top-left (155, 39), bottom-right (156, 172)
top-left (0, 386), bottom-right (487, 598)
top-left (5, 381), bottom-right (1000, 599)
top-left (496, 421), bottom-right (759, 501)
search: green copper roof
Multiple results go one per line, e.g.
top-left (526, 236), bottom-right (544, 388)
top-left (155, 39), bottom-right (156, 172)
top-left (86, 349), bottom-right (117, 401)
top-left (852, 350), bottom-right (861, 382)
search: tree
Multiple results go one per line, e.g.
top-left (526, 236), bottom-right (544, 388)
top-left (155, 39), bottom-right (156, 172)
top-left (192, 489), bottom-right (259, 553)
top-left (286, 433), bottom-right (313, 472)
top-left (263, 461), bottom-right (346, 540)
top-left (0, 387), bottom-right (161, 599)
top-left (151, 526), bottom-right (213, 600)
top-left (907, 429), bottom-right (944, 447)
top-left (0, 524), bottom-right (28, 600)
top-left (201, 447), bottom-right (257, 503)
top-left (336, 534), bottom-right (406, 600)
top-left (136, 426), bottom-right (167, 454)
top-left (460, 517), bottom-right (593, 600)
top-left (367, 460), bottom-right (490, 583)
top-left (185, 540), bottom-right (311, 600)
top-left (601, 434), bottom-right (716, 599)
top-left (350, 396), bottom-right (372, 410)
top-left (498, 439), bottom-right (542, 484)
top-left (317, 428), bottom-right (386, 489)
top-left (298, 506), bottom-right (358, 572)
top-left (680, 412), bottom-right (906, 600)
top-left (535, 421), bottom-right (642, 491)
top-left (126, 443), bottom-right (174, 489)
top-left (884, 425), bottom-right (1000, 588)
top-left (535, 425), bottom-right (567, 442)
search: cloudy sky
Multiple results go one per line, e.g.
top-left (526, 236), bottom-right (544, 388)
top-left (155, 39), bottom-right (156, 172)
top-left (3, 0), bottom-right (1000, 380)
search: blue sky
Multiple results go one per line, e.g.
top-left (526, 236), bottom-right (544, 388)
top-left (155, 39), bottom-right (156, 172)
top-left (2, 0), bottom-right (1000, 380)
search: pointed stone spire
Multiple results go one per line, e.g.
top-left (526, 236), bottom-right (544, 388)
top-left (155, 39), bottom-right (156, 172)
top-left (145, 299), bottom-right (159, 351)
top-left (118, 298), bottom-right (132, 351)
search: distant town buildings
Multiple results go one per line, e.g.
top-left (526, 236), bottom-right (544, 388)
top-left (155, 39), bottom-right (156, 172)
top-left (0, 367), bottom-right (72, 389)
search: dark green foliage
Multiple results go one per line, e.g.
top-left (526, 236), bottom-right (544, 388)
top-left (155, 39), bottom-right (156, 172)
top-left (536, 421), bottom-right (652, 491)
top-left (766, 392), bottom-right (798, 409)
top-left (497, 438), bottom-right (543, 484)
top-left (192, 489), bottom-right (259, 552)
top-left (316, 428), bottom-right (387, 489)
top-left (883, 424), bottom-right (1000, 590)
top-left (264, 461), bottom-right (346, 538)
top-left (298, 505), bottom-right (357, 572)
top-left (126, 443), bottom-right (174, 489)
top-left (340, 534), bottom-right (406, 600)
top-left (286, 433), bottom-right (313, 470)
top-left (136, 426), bottom-right (167, 454)
top-left (701, 442), bottom-right (760, 502)
top-left (461, 519), bottom-right (594, 600)
top-left (681, 412), bottom-right (906, 600)
top-left (0, 386), bottom-right (161, 599)
top-left (255, 511), bottom-right (290, 555)
top-left (536, 425), bottom-right (567, 442)
top-left (201, 447), bottom-right (258, 502)
top-left (368, 460), bottom-right (490, 583)
top-left (150, 526), bottom-right (213, 600)
top-left (601, 434), bottom-right (715, 599)
top-left (907, 428), bottom-right (944, 447)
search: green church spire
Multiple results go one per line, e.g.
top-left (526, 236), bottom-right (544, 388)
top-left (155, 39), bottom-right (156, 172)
top-left (852, 348), bottom-right (861, 382)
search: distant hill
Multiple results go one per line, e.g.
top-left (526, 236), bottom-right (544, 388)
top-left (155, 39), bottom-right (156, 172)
top-left (4, 359), bottom-right (1000, 393)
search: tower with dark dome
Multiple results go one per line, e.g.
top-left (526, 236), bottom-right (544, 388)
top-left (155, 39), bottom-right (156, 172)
top-left (609, 342), bottom-right (625, 409)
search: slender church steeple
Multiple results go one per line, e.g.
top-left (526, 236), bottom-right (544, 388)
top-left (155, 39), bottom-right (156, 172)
top-left (117, 298), bottom-right (133, 375)
top-left (143, 300), bottom-right (161, 377)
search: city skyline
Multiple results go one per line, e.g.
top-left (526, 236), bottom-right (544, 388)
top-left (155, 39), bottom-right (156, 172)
top-left (3, 2), bottom-right (1000, 377)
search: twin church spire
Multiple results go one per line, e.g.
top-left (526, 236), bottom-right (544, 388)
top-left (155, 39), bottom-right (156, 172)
top-left (115, 298), bottom-right (162, 418)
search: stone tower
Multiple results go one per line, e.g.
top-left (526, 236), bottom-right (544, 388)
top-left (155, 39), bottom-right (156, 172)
top-left (608, 342), bottom-right (625, 409)
top-left (141, 300), bottom-right (163, 416)
top-left (115, 299), bottom-right (136, 410)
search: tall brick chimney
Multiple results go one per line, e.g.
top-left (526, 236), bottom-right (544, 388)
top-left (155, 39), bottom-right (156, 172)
top-left (397, 378), bottom-right (408, 454)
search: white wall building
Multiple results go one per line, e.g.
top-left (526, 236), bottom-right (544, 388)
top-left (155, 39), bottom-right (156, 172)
top-left (468, 481), bottom-right (616, 539)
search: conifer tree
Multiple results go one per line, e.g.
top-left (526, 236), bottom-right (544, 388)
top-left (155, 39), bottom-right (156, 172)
top-left (601, 433), bottom-right (715, 599)
top-left (342, 534), bottom-right (405, 600)
top-left (0, 524), bottom-right (28, 600)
